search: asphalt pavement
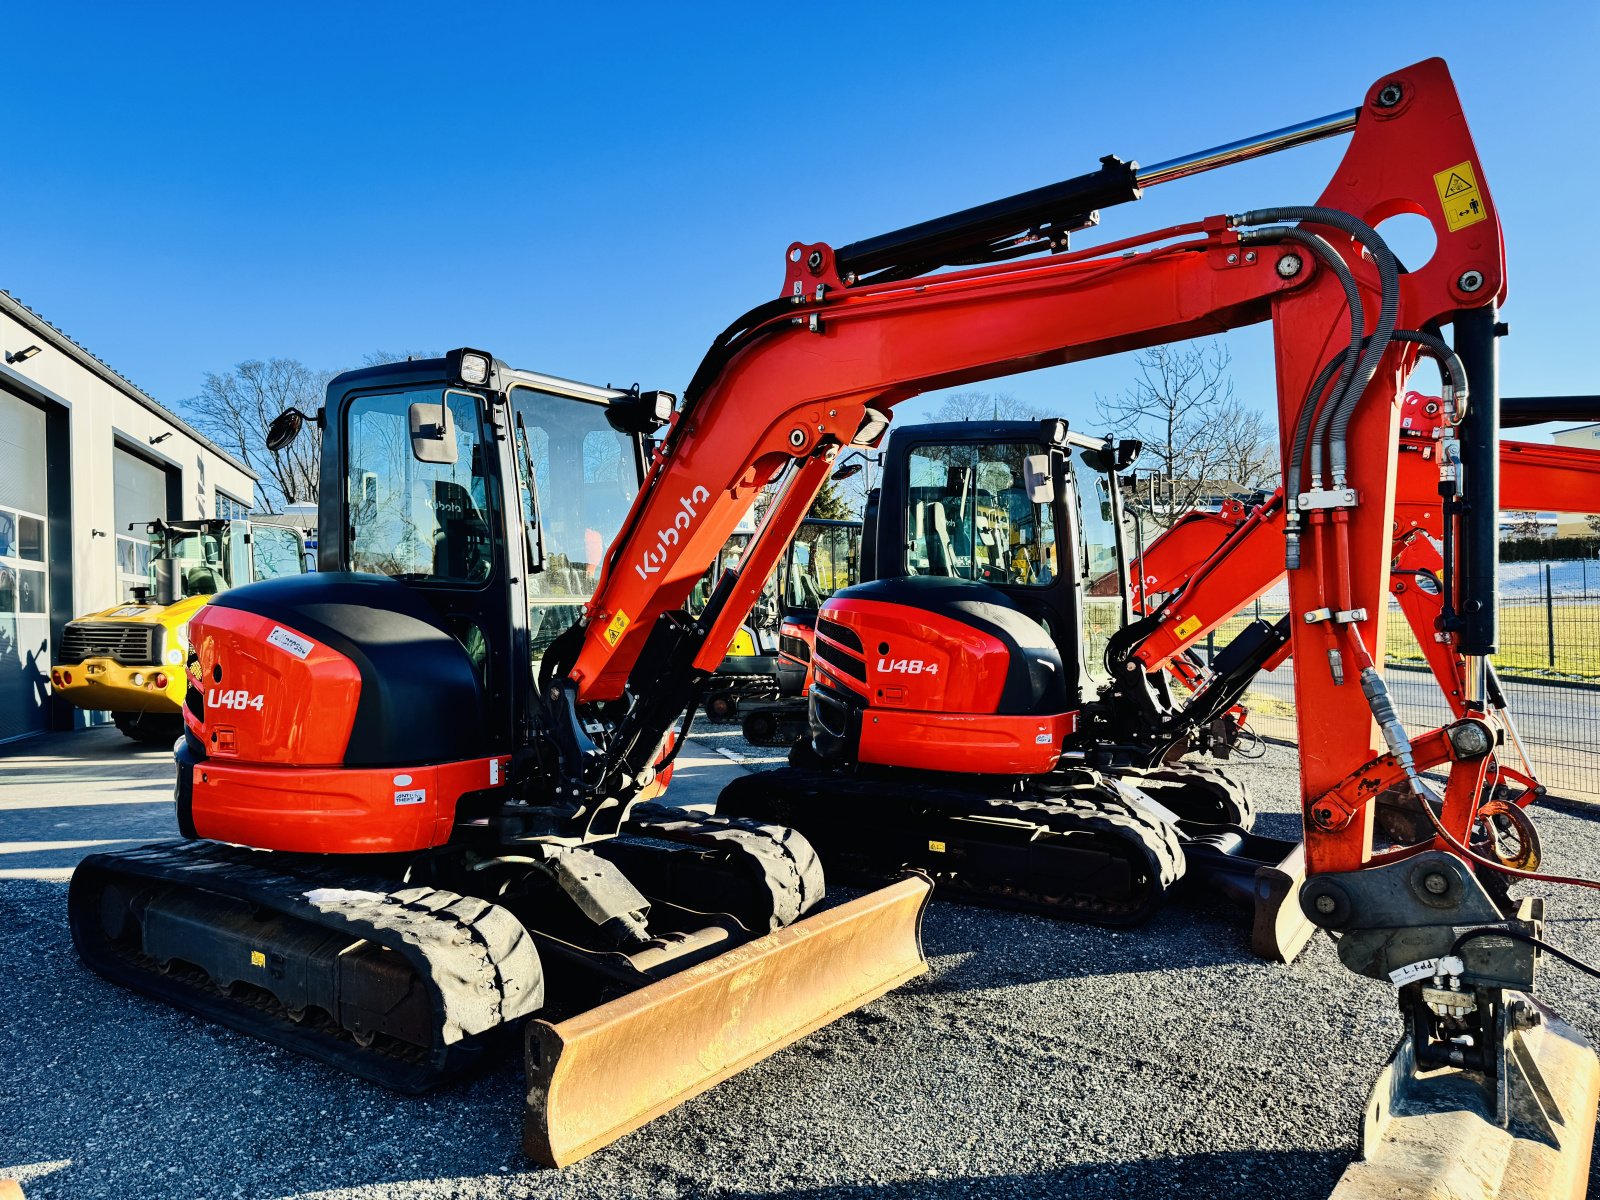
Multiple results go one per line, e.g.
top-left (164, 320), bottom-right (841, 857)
top-left (3, 724), bottom-right (1600, 1199)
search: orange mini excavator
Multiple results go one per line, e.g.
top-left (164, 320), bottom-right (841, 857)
top-left (72, 58), bottom-right (1596, 1193)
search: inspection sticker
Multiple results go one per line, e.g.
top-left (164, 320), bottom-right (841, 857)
top-left (1433, 161), bottom-right (1486, 232)
top-left (267, 626), bottom-right (314, 660)
top-left (603, 610), bottom-right (630, 647)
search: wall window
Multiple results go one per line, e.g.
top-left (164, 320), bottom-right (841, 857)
top-left (0, 502), bottom-right (48, 670)
top-left (215, 491), bottom-right (252, 521)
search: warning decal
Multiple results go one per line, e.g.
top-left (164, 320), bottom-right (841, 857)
top-left (604, 610), bottom-right (631, 647)
top-left (1433, 161), bottom-right (1486, 232)
top-left (1174, 615), bottom-right (1202, 641)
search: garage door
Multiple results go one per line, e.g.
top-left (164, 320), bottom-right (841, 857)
top-left (113, 444), bottom-right (169, 600)
top-left (0, 390), bottom-right (50, 742)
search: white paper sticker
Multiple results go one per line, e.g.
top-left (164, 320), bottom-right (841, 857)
top-left (1389, 958), bottom-right (1441, 989)
top-left (110, 606), bottom-right (150, 618)
top-left (267, 626), bottom-right (314, 660)
top-left (393, 774), bottom-right (413, 787)
top-left (490, 758), bottom-right (501, 785)
top-left (394, 789), bottom-right (426, 807)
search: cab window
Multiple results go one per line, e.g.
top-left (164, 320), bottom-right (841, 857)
top-left (904, 442), bottom-right (1055, 586)
top-left (346, 388), bottom-right (492, 584)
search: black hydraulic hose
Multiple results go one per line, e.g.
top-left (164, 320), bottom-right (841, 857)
top-left (1232, 207), bottom-right (1399, 486)
top-left (599, 295), bottom-right (799, 590)
top-left (1238, 226), bottom-right (1364, 509)
top-left (1392, 327), bottom-right (1469, 421)
top-left (1448, 927), bottom-right (1600, 980)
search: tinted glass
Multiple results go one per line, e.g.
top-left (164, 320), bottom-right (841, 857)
top-left (347, 388), bottom-right (492, 583)
top-left (904, 442), bottom-right (1055, 586)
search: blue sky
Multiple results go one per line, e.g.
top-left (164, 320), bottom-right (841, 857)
top-left (6, 3), bottom-right (1597, 440)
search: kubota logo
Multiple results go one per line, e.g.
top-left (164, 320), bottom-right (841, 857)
top-left (635, 486), bottom-right (711, 580)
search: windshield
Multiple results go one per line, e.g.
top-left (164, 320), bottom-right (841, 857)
top-left (786, 523), bottom-right (860, 611)
top-left (346, 387), bottom-right (493, 584)
top-left (509, 385), bottom-right (641, 661)
top-left (151, 526), bottom-right (233, 597)
top-left (904, 442), bottom-right (1056, 585)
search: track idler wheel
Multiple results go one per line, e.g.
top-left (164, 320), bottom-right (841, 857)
top-left (705, 692), bottom-right (739, 723)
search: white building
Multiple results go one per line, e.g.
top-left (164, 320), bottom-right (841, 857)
top-left (0, 290), bottom-right (257, 741)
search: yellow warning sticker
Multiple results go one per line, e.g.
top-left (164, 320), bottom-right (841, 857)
top-left (928, 840), bottom-right (947, 854)
top-left (1434, 161), bottom-right (1486, 232)
top-left (603, 610), bottom-right (630, 647)
top-left (250, 950), bottom-right (266, 968)
top-left (1174, 616), bottom-right (1202, 640)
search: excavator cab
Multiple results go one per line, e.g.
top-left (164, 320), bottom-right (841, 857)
top-left (871, 419), bottom-right (1132, 706)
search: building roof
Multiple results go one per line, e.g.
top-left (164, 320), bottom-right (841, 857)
top-left (0, 289), bottom-right (258, 480)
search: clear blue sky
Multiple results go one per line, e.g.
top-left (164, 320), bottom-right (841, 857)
top-left (6, 3), bottom-right (1597, 440)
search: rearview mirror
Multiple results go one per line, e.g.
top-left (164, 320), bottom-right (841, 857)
top-left (1022, 453), bottom-right (1054, 504)
top-left (266, 409), bottom-right (304, 452)
top-left (409, 401), bottom-right (458, 465)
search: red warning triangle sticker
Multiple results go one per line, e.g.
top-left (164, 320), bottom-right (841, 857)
top-left (1442, 173), bottom-right (1473, 198)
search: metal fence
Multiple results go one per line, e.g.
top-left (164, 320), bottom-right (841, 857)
top-left (1202, 558), bottom-right (1600, 801)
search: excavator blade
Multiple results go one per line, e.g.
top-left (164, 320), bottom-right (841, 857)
top-left (1331, 996), bottom-right (1599, 1200)
top-left (523, 873), bottom-right (931, 1167)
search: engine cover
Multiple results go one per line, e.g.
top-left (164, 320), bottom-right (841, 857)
top-left (810, 577), bottom-right (1075, 775)
top-left (178, 572), bottom-right (504, 854)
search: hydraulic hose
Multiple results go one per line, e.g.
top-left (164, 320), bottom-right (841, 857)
top-left (1231, 207), bottom-right (1399, 487)
top-left (1238, 226), bottom-right (1364, 506)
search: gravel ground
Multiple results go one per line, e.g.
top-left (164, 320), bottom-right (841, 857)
top-left (4, 726), bottom-right (1600, 1199)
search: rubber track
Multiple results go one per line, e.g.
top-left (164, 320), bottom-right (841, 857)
top-left (69, 840), bottom-right (543, 1092)
top-left (626, 803), bottom-right (825, 929)
top-left (1116, 763), bottom-right (1256, 828)
top-left (719, 770), bottom-right (1184, 925)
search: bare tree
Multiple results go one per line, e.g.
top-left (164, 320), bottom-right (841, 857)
top-left (933, 391), bottom-right (1042, 423)
top-left (1095, 342), bottom-right (1272, 526)
top-left (1505, 511), bottom-right (1543, 540)
top-left (185, 359), bottom-right (332, 513)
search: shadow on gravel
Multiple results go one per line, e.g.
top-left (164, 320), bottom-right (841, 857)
top-left (910, 890), bottom-right (1270, 993)
top-left (713, 1148), bottom-right (1351, 1200)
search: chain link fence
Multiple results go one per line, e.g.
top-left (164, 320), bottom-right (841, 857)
top-left (1200, 557), bottom-right (1600, 801)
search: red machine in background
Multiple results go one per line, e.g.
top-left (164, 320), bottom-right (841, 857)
top-left (1129, 390), bottom-right (1600, 834)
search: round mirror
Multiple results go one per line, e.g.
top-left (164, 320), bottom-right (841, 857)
top-left (266, 409), bottom-right (304, 452)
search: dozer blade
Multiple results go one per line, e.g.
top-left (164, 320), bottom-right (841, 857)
top-left (1180, 831), bottom-right (1315, 963)
top-left (1331, 996), bottom-right (1599, 1200)
top-left (523, 872), bottom-right (931, 1167)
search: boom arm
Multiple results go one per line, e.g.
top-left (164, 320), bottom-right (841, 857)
top-left (567, 59), bottom-right (1502, 888)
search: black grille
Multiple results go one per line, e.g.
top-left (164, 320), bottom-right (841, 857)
top-left (779, 634), bottom-right (812, 662)
top-left (60, 622), bottom-right (160, 666)
top-left (816, 618), bottom-right (863, 654)
top-left (814, 637), bottom-right (867, 683)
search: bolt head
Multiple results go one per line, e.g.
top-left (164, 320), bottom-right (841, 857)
top-left (1245, 251), bottom-right (1257, 263)
top-left (1423, 872), bottom-right (1449, 895)
top-left (1376, 82), bottom-right (1404, 109)
top-left (1226, 252), bottom-right (1238, 264)
top-left (789, 428), bottom-right (807, 448)
top-left (1277, 254), bottom-right (1304, 279)
top-left (1458, 269), bottom-right (1485, 293)
top-left (1314, 894), bottom-right (1337, 915)
top-left (807, 250), bottom-right (824, 270)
